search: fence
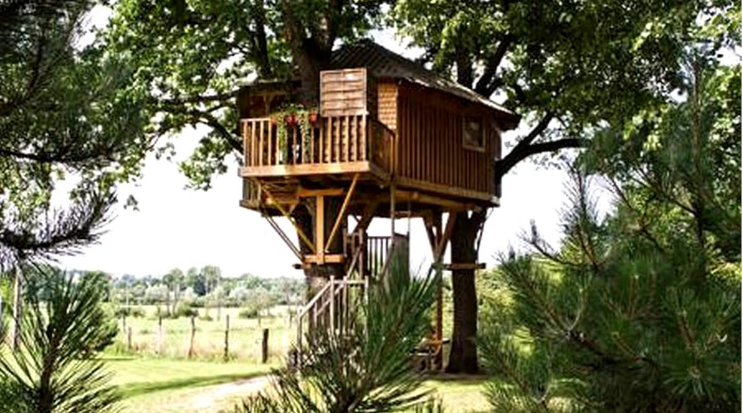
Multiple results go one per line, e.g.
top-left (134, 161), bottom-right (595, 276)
top-left (116, 308), bottom-right (296, 363)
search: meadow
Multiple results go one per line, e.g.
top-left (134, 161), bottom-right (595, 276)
top-left (108, 356), bottom-right (489, 413)
top-left (111, 305), bottom-right (296, 362)
top-left (108, 305), bottom-right (489, 413)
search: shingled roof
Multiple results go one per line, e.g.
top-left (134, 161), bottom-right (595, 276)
top-left (330, 39), bottom-right (519, 128)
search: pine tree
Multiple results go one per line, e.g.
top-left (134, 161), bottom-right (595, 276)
top-left (480, 56), bottom-right (741, 413)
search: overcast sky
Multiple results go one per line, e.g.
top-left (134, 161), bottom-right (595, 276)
top-left (57, 19), bottom-right (573, 279)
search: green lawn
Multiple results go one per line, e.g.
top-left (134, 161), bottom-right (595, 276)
top-left (108, 356), bottom-right (489, 413)
top-left (108, 356), bottom-right (275, 413)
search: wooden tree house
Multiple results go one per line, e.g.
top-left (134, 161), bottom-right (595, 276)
top-left (237, 40), bottom-right (519, 366)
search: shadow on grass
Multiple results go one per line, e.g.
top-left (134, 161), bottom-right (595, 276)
top-left (120, 372), bottom-right (267, 398)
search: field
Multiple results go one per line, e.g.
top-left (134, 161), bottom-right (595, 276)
top-left (110, 305), bottom-right (489, 412)
top-left (108, 356), bottom-right (490, 413)
top-left (112, 305), bottom-right (296, 362)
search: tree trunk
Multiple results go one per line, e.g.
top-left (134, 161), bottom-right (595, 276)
top-left (446, 211), bottom-right (485, 374)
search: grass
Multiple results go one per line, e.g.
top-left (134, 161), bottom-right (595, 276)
top-left (107, 356), bottom-right (489, 413)
top-left (111, 305), bottom-right (295, 362)
top-left (424, 375), bottom-right (490, 413)
top-left (108, 356), bottom-right (276, 413)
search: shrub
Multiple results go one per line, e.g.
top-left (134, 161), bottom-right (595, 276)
top-left (114, 306), bottom-right (145, 318)
top-left (174, 302), bottom-right (199, 318)
top-left (238, 307), bottom-right (259, 319)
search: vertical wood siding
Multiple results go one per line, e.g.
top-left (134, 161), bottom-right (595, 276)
top-left (396, 85), bottom-right (497, 196)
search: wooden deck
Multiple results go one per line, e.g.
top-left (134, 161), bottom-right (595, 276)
top-left (240, 115), bottom-right (393, 177)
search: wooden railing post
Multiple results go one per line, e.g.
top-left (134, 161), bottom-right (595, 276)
top-left (329, 276), bottom-right (335, 332)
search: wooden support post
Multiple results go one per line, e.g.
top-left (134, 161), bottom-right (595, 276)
top-left (262, 329), bottom-right (269, 364)
top-left (390, 183), bottom-right (396, 238)
top-left (127, 327), bottom-right (132, 352)
top-left (325, 174), bottom-right (360, 252)
top-left (316, 195), bottom-right (325, 263)
top-left (435, 262), bottom-right (443, 370)
top-left (157, 315), bottom-right (163, 356)
top-left (188, 316), bottom-right (196, 359)
top-left (223, 314), bottom-right (230, 362)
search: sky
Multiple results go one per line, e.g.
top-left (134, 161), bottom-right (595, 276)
top-left (57, 15), bottom-right (574, 279)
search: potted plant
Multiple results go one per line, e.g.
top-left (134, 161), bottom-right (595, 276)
top-left (271, 102), bottom-right (319, 164)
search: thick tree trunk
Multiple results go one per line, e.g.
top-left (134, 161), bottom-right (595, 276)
top-left (446, 211), bottom-right (484, 374)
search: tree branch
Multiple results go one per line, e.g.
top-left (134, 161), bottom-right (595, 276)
top-left (475, 35), bottom-right (513, 96)
top-left (496, 138), bottom-right (584, 182)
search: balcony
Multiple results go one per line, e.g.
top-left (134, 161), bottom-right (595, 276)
top-left (239, 114), bottom-right (394, 179)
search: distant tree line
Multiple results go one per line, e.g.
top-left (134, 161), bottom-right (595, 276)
top-left (99, 266), bottom-right (304, 318)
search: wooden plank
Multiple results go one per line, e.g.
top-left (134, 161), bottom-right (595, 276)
top-left (240, 161), bottom-right (373, 177)
top-left (322, 90), bottom-right (367, 101)
top-left (259, 121), bottom-right (264, 166)
top-left (242, 121), bottom-right (249, 166)
top-left (360, 115), bottom-right (367, 161)
top-left (334, 115), bottom-right (340, 163)
top-left (304, 254), bottom-right (344, 264)
top-left (395, 176), bottom-right (495, 203)
top-left (251, 121), bottom-right (257, 167)
top-left (434, 212), bottom-right (457, 262)
top-left (264, 213), bottom-right (303, 261)
top-left (267, 120), bottom-right (273, 165)
top-left (325, 173), bottom-right (359, 252)
top-left (316, 195), bottom-right (325, 263)
top-left (297, 188), bottom-right (345, 198)
top-left (351, 115), bottom-right (357, 161)
top-left (323, 118), bottom-right (333, 163)
top-left (310, 122), bottom-right (315, 163)
top-left (396, 190), bottom-right (473, 211)
top-left (262, 187), bottom-right (315, 253)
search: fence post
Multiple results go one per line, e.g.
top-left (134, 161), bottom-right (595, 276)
top-left (188, 316), bottom-right (196, 359)
top-left (223, 314), bottom-right (230, 362)
top-left (262, 328), bottom-right (269, 364)
top-left (127, 327), bottom-right (132, 352)
top-left (157, 315), bottom-right (163, 356)
top-left (121, 313), bottom-right (127, 337)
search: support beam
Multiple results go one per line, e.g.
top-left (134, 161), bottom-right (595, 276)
top-left (325, 174), bottom-right (360, 252)
top-left (263, 212), bottom-right (304, 261)
top-left (263, 186), bottom-right (316, 253)
top-left (297, 187), bottom-right (345, 198)
top-left (434, 212), bottom-right (457, 262)
top-left (353, 199), bottom-right (380, 235)
top-left (304, 254), bottom-right (344, 264)
top-left (316, 195), bottom-right (325, 263)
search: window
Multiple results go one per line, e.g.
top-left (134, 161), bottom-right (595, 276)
top-left (462, 116), bottom-right (484, 151)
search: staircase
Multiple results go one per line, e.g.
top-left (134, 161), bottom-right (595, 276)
top-left (294, 232), bottom-right (409, 363)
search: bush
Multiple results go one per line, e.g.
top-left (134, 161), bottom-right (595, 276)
top-left (238, 307), bottom-right (259, 319)
top-left (174, 302), bottom-right (199, 318)
top-left (114, 306), bottom-right (145, 318)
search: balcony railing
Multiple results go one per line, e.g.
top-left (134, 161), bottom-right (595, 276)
top-left (240, 114), bottom-right (394, 175)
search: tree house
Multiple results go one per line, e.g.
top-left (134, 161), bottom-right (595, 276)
top-left (237, 40), bottom-right (519, 366)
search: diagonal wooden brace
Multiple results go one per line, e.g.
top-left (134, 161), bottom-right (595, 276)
top-left (325, 173), bottom-right (360, 252)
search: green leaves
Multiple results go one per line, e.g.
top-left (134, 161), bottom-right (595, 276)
top-left (0, 267), bottom-right (119, 413)
top-left (482, 55), bottom-right (741, 412)
top-left (232, 254), bottom-right (438, 413)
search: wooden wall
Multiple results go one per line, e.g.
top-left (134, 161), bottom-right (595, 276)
top-left (320, 68), bottom-right (377, 119)
top-left (395, 83), bottom-right (500, 197)
top-left (377, 82), bottom-right (398, 132)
